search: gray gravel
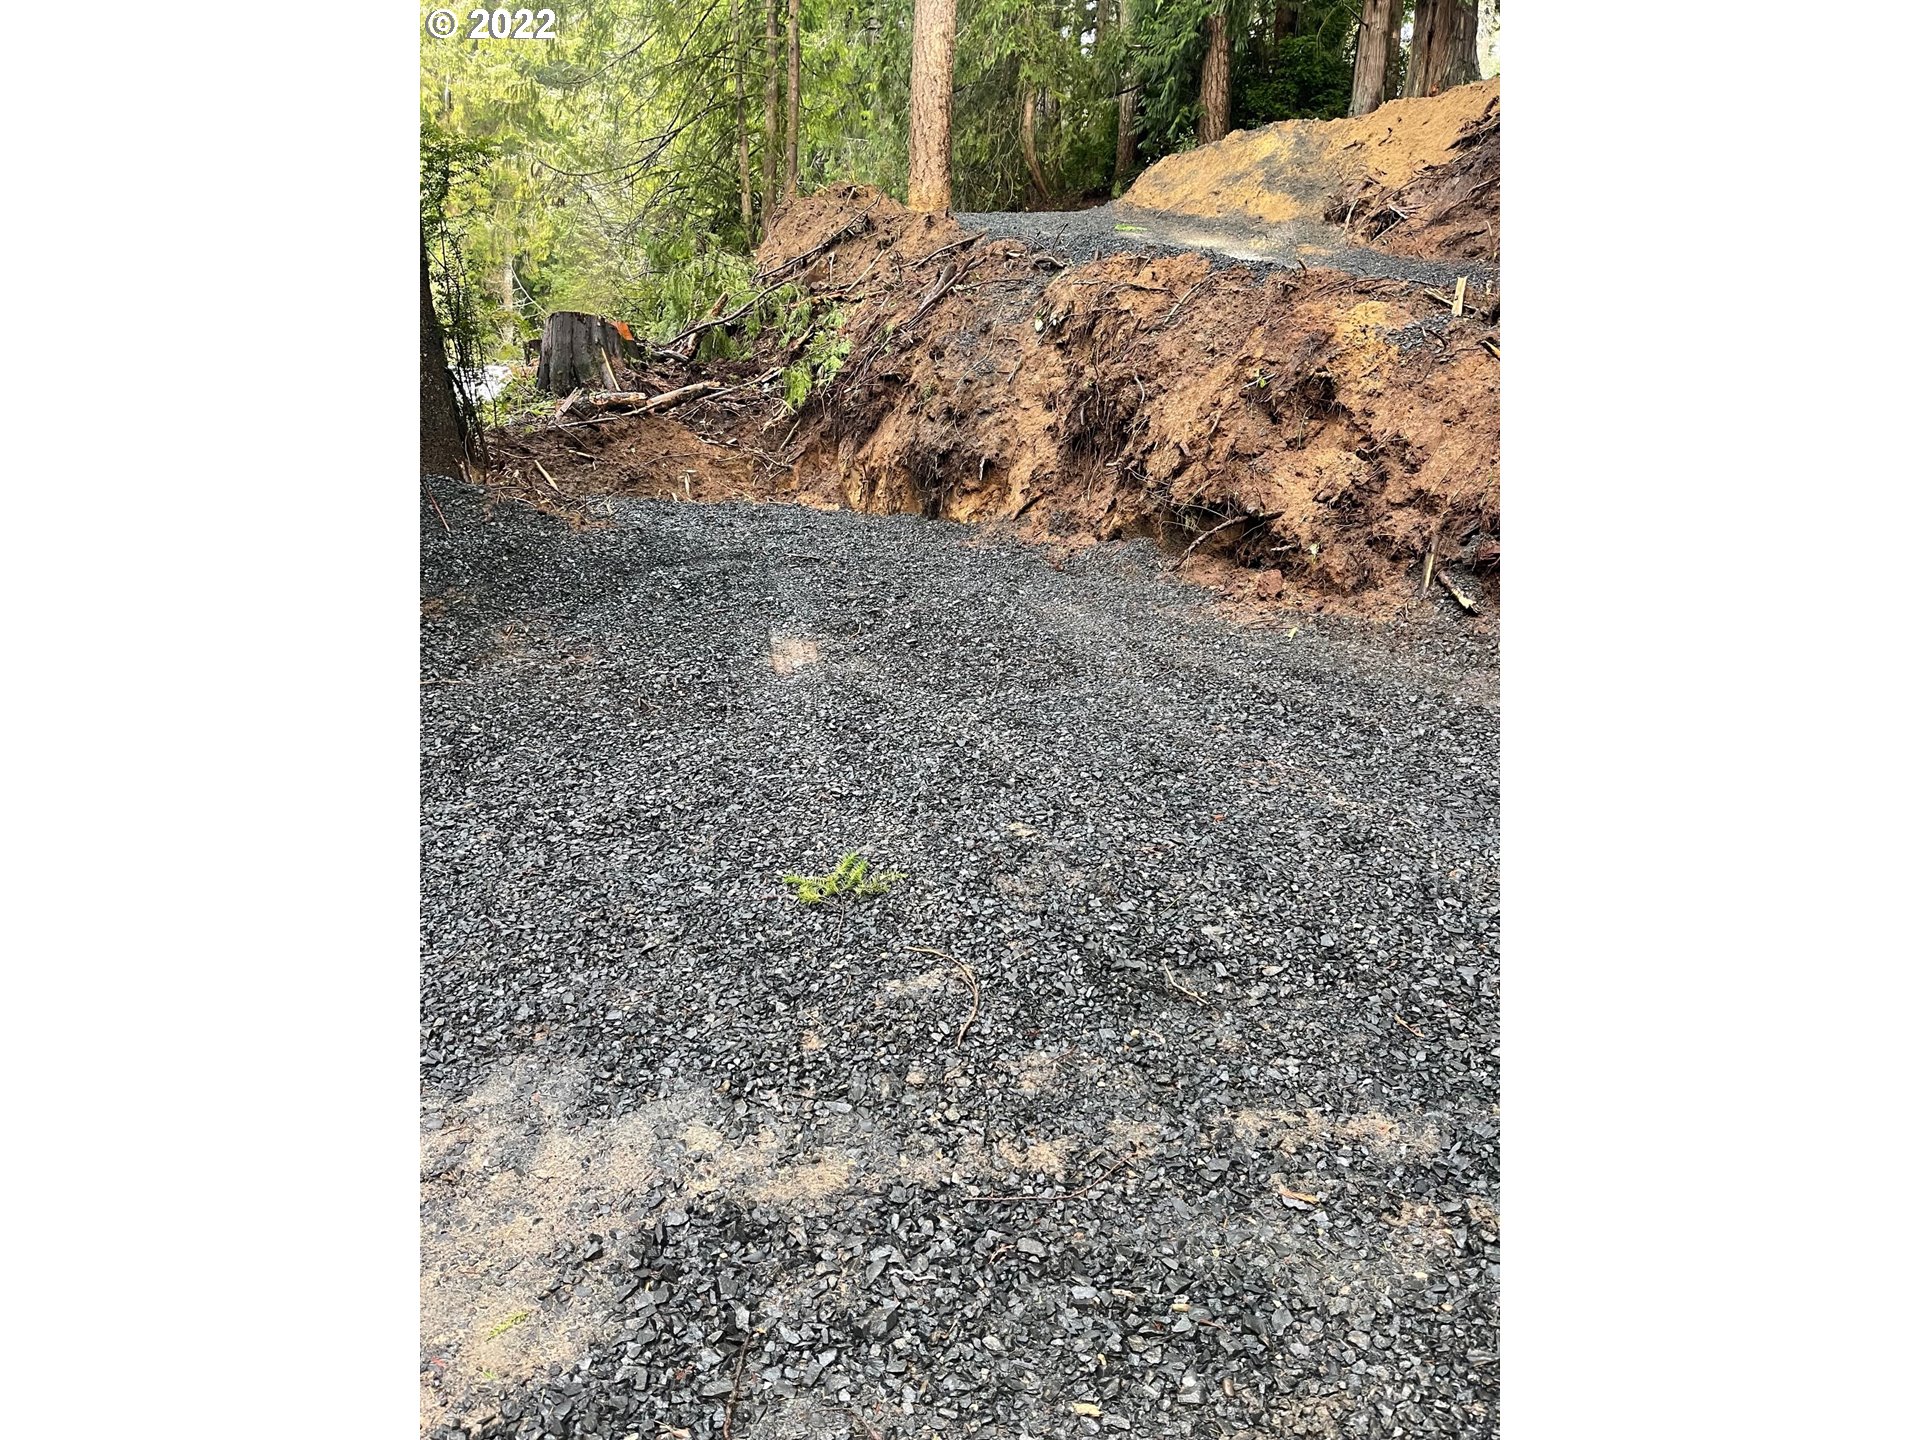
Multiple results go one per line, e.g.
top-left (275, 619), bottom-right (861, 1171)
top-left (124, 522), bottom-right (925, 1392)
top-left (421, 479), bottom-right (1499, 1440)
top-left (956, 203), bottom-right (1495, 288)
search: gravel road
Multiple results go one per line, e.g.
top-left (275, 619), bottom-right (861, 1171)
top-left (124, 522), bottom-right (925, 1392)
top-left (956, 203), bottom-right (1495, 288)
top-left (421, 479), bottom-right (1499, 1440)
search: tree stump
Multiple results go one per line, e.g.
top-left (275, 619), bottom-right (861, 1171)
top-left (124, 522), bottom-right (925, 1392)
top-left (536, 311), bottom-right (637, 395)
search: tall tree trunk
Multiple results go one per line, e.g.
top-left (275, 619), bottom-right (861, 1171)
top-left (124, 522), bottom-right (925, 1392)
top-left (420, 240), bottom-right (471, 480)
top-left (1385, 1), bottom-right (1402, 100)
top-left (1407, 0), bottom-right (1479, 99)
top-left (762, 0), bottom-right (781, 222)
top-left (783, 0), bottom-right (801, 199)
top-left (1272, 3), bottom-right (1298, 51)
top-left (733, 0), bottom-right (753, 233)
top-left (1349, 0), bottom-right (1393, 117)
top-left (1197, 9), bottom-right (1230, 144)
top-left (1020, 86), bottom-right (1050, 203)
top-left (906, 0), bottom-right (958, 212)
top-left (1115, 0), bottom-right (1139, 183)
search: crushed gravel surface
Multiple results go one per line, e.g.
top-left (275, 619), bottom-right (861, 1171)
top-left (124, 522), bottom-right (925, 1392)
top-left (421, 478), bottom-right (1499, 1440)
top-left (957, 204), bottom-right (1495, 288)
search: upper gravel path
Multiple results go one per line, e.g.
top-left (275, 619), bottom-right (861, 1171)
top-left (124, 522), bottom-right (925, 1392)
top-left (420, 480), bottom-right (1499, 1440)
top-left (955, 203), bottom-right (1495, 288)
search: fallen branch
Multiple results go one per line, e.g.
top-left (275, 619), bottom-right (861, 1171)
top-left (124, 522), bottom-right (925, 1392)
top-left (905, 945), bottom-right (979, 1047)
top-left (910, 234), bottom-right (982, 269)
top-left (900, 253), bottom-right (982, 333)
top-left (720, 1343), bottom-right (748, 1440)
top-left (1435, 567), bottom-right (1477, 613)
top-left (664, 280), bottom-right (790, 354)
top-left (1161, 962), bottom-right (1211, 1006)
top-left (1177, 512), bottom-right (1248, 566)
top-left (1150, 270), bottom-right (1219, 331)
top-left (422, 478), bottom-right (452, 534)
top-left (756, 201), bottom-right (878, 284)
top-left (1424, 287), bottom-right (1489, 319)
top-left (553, 370), bottom-right (780, 428)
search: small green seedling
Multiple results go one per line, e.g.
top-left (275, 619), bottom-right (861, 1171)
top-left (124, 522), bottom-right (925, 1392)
top-left (485, 1310), bottom-right (532, 1341)
top-left (783, 852), bottom-right (904, 905)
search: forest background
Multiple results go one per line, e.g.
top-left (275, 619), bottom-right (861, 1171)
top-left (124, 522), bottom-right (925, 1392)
top-left (423, 0), bottom-right (1498, 375)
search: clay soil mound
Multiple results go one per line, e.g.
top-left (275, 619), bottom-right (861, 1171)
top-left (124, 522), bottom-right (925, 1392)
top-left (752, 184), bottom-right (1499, 613)
top-left (1121, 80), bottom-right (1499, 264)
top-left (483, 173), bottom-right (1498, 616)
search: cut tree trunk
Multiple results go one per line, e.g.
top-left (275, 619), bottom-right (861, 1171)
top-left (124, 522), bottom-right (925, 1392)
top-left (536, 311), bottom-right (635, 396)
top-left (1349, 0), bottom-right (1393, 116)
top-left (1198, 10), bottom-right (1230, 144)
top-left (1407, 0), bottom-right (1478, 98)
top-left (906, 0), bottom-right (959, 211)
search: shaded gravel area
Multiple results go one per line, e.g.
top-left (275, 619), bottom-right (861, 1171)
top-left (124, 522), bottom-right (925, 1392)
top-left (956, 204), bottom-right (1495, 288)
top-left (421, 479), bottom-right (1499, 1440)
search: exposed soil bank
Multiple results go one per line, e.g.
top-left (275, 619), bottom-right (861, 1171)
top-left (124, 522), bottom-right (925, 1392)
top-left (1121, 80), bottom-right (1499, 263)
top-left (484, 86), bottom-right (1499, 617)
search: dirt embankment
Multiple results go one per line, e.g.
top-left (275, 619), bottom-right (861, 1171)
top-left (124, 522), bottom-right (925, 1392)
top-left (1122, 79), bottom-right (1499, 263)
top-left (486, 87), bottom-right (1499, 615)
top-left (764, 185), bottom-right (1497, 611)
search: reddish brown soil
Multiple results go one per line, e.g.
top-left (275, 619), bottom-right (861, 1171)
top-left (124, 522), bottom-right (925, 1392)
top-left (483, 88), bottom-right (1500, 617)
top-left (1323, 92), bottom-right (1500, 261)
top-left (1123, 79), bottom-right (1499, 242)
top-left (761, 185), bottom-right (1498, 613)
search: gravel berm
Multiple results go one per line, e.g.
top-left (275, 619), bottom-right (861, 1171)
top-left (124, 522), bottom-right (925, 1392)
top-left (955, 204), bottom-right (1495, 289)
top-left (421, 477), bottom-right (1499, 1440)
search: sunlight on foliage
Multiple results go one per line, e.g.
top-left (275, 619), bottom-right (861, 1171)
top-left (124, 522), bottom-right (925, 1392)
top-left (422, 0), bottom-right (1376, 357)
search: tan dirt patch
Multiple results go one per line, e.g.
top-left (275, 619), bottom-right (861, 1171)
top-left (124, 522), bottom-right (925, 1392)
top-left (769, 635), bottom-right (821, 674)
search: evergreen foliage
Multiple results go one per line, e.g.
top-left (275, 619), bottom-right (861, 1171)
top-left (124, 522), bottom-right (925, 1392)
top-left (422, 0), bottom-right (1372, 359)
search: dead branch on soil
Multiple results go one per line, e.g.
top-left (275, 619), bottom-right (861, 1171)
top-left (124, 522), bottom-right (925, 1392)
top-left (663, 281), bottom-right (791, 355)
top-left (756, 201), bottom-right (879, 284)
top-left (720, 1343), bottom-right (748, 1439)
top-left (910, 234), bottom-right (982, 269)
top-left (553, 370), bottom-right (780, 428)
top-left (1161, 963), bottom-right (1213, 1007)
top-left (422, 478), bottom-right (452, 534)
top-left (1149, 270), bottom-right (1220, 331)
top-left (1177, 512), bottom-right (1249, 566)
top-left (905, 944), bottom-right (979, 1047)
top-left (1435, 567), bottom-right (1477, 613)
